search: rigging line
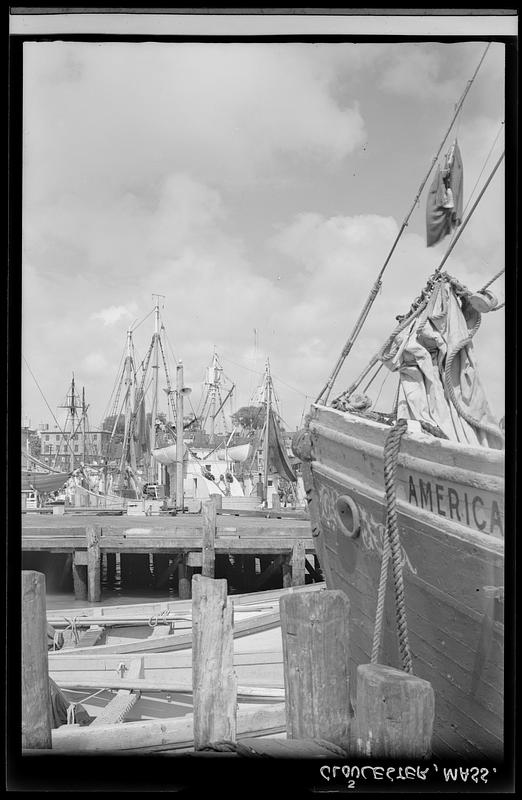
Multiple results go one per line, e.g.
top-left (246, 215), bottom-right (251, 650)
top-left (435, 150), bottom-right (505, 276)
top-left (448, 120), bottom-right (505, 249)
top-left (373, 366), bottom-right (391, 410)
top-left (221, 355), bottom-right (265, 378)
top-left (22, 357), bottom-right (72, 442)
top-left (100, 343), bottom-right (127, 425)
top-left (317, 41), bottom-right (492, 406)
top-left (270, 372), bottom-right (312, 400)
top-left (481, 268), bottom-right (505, 292)
top-left (130, 307), bottom-right (155, 333)
top-left (342, 152), bottom-right (505, 403)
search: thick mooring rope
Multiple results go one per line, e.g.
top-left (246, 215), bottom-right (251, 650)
top-left (378, 418), bottom-right (413, 674)
top-left (199, 738), bottom-right (347, 757)
top-left (371, 530), bottom-right (391, 665)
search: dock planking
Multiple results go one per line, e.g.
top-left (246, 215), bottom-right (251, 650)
top-left (22, 505), bottom-right (316, 599)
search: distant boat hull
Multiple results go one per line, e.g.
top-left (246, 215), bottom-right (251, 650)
top-left (297, 404), bottom-right (504, 760)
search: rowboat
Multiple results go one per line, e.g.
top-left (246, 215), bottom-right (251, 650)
top-left (45, 584), bottom-right (324, 752)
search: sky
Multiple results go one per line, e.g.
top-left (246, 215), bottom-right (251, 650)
top-left (21, 38), bottom-right (506, 433)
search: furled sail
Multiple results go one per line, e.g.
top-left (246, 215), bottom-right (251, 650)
top-left (266, 408), bottom-right (296, 481)
top-left (381, 278), bottom-right (503, 449)
top-left (426, 140), bottom-right (464, 247)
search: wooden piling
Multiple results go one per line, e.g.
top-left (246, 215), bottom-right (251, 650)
top-left (280, 589), bottom-right (353, 749)
top-left (355, 663), bottom-right (434, 759)
top-left (86, 525), bottom-right (101, 602)
top-left (282, 555), bottom-right (292, 589)
top-left (178, 555), bottom-right (192, 600)
top-left (201, 498), bottom-right (217, 578)
top-left (105, 552), bottom-right (116, 583)
top-left (72, 552), bottom-right (88, 601)
top-left (152, 554), bottom-right (169, 585)
top-left (192, 575), bottom-right (237, 750)
top-left (290, 538), bottom-right (306, 586)
top-left (22, 571), bottom-right (52, 749)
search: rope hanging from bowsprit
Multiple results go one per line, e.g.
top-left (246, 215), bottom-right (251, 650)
top-left (372, 418), bottom-right (413, 674)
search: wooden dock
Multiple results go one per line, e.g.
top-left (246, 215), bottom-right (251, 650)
top-left (22, 502), bottom-right (317, 601)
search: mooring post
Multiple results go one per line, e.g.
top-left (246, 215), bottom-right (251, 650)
top-left (86, 524), bottom-right (101, 602)
top-left (355, 664), bottom-right (434, 758)
top-left (178, 554), bottom-right (192, 600)
top-left (282, 555), bottom-right (292, 588)
top-left (22, 571), bottom-right (52, 749)
top-left (280, 589), bottom-right (353, 749)
top-left (72, 552), bottom-right (88, 601)
top-left (213, 493), bottom-right (223, 511)
top-left (290, 538), bottom-right (306, 586)
top-left (192, 575), bottom-right (237, 750)
top-left (201, 498), bottom-right (217, 578)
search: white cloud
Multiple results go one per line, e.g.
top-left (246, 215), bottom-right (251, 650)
top-left (81, 352), bottom-right (110, 374)
top-left (91, 303), bottom-right (139, 326)
top-left (21, 41), bottom-right (505, 429)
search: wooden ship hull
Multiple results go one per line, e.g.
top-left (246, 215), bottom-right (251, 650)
top-left (297, 403), bottom-right (504, 760)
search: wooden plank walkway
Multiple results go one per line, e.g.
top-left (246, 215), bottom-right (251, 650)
top-left (22, 513), bottom-right (314, 555)
top-left (22, 509), bottom-right (317, 600)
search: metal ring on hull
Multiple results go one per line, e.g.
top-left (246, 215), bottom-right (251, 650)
top-left (335, 495), bottom-right (361, 539)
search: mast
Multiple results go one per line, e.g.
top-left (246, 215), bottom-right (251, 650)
top-left (176, 360), bottom-right (185, 512)
top-left (149, 294), bottom-right (163, 483)
top-left (69, 375), bottom-right (76, 471)
top-left (81, 387), bottom-right (87, 464)
top-left (263, 359), bottom-right (271, 506)
top-left (57, 373), bottom-right (80, 472)
top-left (119, 327), bottom-right (135, 477)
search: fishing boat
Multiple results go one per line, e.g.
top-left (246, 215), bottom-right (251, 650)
top-left (293, 46), bottom-right (505, 760)
top-left (45, 584), bottom-right (324, 752)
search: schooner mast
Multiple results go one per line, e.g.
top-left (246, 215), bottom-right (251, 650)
top-left (55, 374), bottom-right (91, 471)
top-left (197, 350), bottom-right (235, 443)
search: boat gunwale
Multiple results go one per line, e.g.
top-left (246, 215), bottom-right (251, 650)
top-left (309, 420), bottom-right (504, 493)
top-left (310, 403), bottom-right (504, 473)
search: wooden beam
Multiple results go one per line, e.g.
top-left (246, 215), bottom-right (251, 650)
top-left (355, 664), bottom-right (434, 758)
top-left (22, 571), bottom-right (52, 749)
top-left (91, 657), bottom-right (143, 726)
top-left (72, 561), bottom-right (87, 601)
top-left (50, 703), bottom-right (286, 753)
top-left (290, 538), bottom-right (306, 586)
top-left (86, 525), bottom-right (101, 602)
top-left (192, 575), bottom-right (237, 750)
top-left (177, 555), bottom-right (192, 600)
top-left (280, 589), bottom-right (353, 750)
top-left (201, 498), bottom-right (217, 578)
top-left (74, 625), bottom-right (105, 649)
top-left (281, 555), bottom-right (292, 589)
top-left (305, 557), bottom-right (322, 582)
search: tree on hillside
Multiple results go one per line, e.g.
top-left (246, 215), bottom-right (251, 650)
top-left (231, 405), bottom-right (266, 432)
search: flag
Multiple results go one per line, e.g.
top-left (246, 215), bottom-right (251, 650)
top-left (426, 141), bottom-right (463, 247)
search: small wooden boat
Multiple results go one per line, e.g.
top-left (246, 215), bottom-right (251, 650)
top-left (47, 584), bottom-right (320, 655)
top-left (46, 584), bottom-right (324, 752)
